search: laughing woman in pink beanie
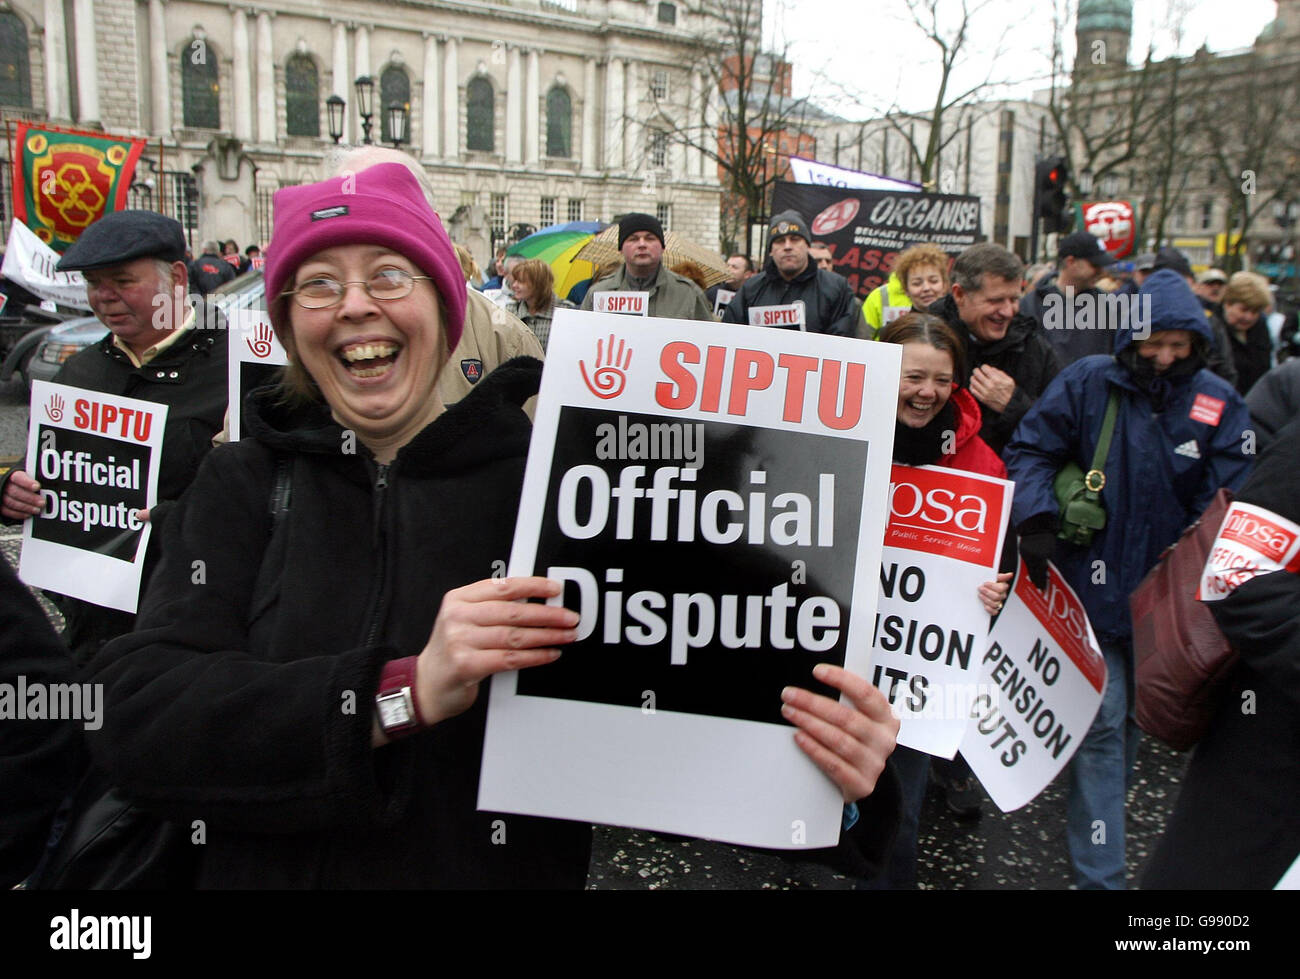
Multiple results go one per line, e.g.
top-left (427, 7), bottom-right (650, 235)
top-left (83, 164), bottom-right (897, 888)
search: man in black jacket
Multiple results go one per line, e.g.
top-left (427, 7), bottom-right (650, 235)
top-left (0, 211), bottom-right (228, 665)
top-left (928, 243), bottom-right (1062, 454)
top-left (722, 210), bottom-right (856, 336)
top-left (188, 240), bottom-right (237, 296)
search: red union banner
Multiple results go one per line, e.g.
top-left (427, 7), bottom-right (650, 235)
top-left (1076, 200), bottom-right (1137, 259)
top-left (11, 122), bottom-right (148, 252)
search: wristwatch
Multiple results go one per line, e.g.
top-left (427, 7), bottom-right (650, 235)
top-left (375, 656), bottom-right (425, 739)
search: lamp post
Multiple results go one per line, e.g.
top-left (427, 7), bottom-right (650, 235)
top-left (326, 94), bottom-right (345, 144)
top-left (354, 75), bottom-right (375, 145)
top-left (385, 101), bottom-right (410, 148)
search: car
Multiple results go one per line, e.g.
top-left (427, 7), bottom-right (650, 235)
top-left (20, 270), bottom-right (268, 388)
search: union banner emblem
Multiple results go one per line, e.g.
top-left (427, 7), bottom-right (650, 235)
top-left (12, 122), bottom-right (148, 252)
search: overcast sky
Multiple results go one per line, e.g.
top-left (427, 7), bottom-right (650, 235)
top-left (767, 0), bottom-right (1280, 118)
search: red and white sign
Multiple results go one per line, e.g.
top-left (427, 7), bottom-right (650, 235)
top-left (20, 380), bottom-right (167, 613)
top-left (872, 464), bottom-right (1012, 757)
top-left (748, 302), bottom-right (807, 331)
top-left (1189, 393), bottom-right (1226, 426)
top-left (712, 288), bottom-right (735, 317)
top-left (1198, 501), bottom-right (1300, 601)
top-left (811, 198), bottom-right (861, 236)
top-left (593, 291), bottom-right (649, 316)
top-left (227, 308), bottom-right (288, 441)
top-left (960, 559), bottom-right (1106, 811)
top-left (1080, 200), bottom-right (1136, 259)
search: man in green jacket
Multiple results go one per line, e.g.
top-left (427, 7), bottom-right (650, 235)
top-left (580, 213), bottom-right (714, 321)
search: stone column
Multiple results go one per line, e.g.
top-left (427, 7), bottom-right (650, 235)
top-left (605, 56), bottom-right (624, 171)
top-left (505, 46), bottom-right (522, 163)
top-left (355, 24), bottom-right (371, 141)
top-left (421, 33), bottom-right (439, 158)
top-left (256, 12), bottom-right (275, 143)
top-left (332, 22), bottom-right (350, 143)
top-left (525, 48), bottom-right (540, 165)
top-left (43, 0), bottom-right (70, 120)
top-left (442, 37), bottom-right (459, 158)
top-left (690, 71), bottom-right (704, 179)
top-left (231, 8), bottom-right (252, 140)
top-left (146, 0), bottom-right (169, 134)
top-left (581, 57), bottom-right (597, 171)
top-left (72, 0), bottom-right (99, 124)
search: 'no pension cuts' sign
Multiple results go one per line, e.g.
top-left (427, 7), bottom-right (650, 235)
top-left (480, 309), bottom-right (901, 849)
top-left (20, 380), bottom-right (166, 613)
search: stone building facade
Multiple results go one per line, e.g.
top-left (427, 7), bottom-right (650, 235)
top-left (0, 0), bottom-right (722, 265)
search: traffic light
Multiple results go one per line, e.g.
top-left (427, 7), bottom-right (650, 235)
top-left (1035, 156), bottom-right (1074, 234)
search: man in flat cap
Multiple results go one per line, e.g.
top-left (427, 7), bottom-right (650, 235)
top-left (722, 210), bottom-right (856, 335)
top-left (1, 210), bottom-right (228, 665)
top-left (580, 213), bottom-right (714, 321)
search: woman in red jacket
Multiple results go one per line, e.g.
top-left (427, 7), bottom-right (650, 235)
top-left (863, 312), bottom-right (1012, 888)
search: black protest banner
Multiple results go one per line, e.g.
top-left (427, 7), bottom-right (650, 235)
top-left (770, 182), bottom-right (982, 298)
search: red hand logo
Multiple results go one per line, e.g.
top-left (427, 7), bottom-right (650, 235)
top-left (580, 334), bottom-right (632, 400)
top-left (246, 322), bottom-right (274, 359)
top-left (45, 393), bottom-right (65, 422)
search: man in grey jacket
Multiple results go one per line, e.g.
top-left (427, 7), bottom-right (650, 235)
top-left (580, 213), bottom-right (714, 321)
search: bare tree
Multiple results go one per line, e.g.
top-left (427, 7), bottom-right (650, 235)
top-left (644, 0), bottom-right (826, 253)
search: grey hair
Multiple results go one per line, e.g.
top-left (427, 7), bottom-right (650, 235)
top-left (333, 146), bottom-right (439, 211)
top-left (951, 243), bottom-right (1024, 293)
top-left (201, 240), bottom-right (220, 255)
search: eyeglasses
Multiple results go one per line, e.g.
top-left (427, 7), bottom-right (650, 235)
top-left (283, 268), bottom-right (432, 309)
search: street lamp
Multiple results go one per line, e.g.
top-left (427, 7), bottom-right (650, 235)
top-left (354, 75), bottom-right (375, 145)
top-left (385, 101), bottom-right (410, 148)
top-left (326, 95), bottom-right (345, 144)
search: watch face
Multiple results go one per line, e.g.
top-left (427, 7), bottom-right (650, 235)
top-left (377, 690), bottom-right (415, 730)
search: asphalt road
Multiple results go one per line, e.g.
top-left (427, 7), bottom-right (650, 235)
top-left (0, 374), bottom-right (1191, 889)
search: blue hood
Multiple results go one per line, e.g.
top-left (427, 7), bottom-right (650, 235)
top-left (1114, 268), bottom-right (1214, 353)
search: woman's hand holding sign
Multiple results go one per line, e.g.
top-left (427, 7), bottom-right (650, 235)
top-left (782, 664), bottom-right (900, 802)
top-left (414, 576), bottom-right (578, 728)
top-left (1, 470), bottom-right (43, 521)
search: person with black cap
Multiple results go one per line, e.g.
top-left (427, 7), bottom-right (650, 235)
top-left (579, 212), bottom-right (713, 321)
top-left (1019, 231), bottom-right (1120, 365)
top-left (0, 210), bottom-right (228, 665)
top-left (721, 209), bottom-right (856, 335)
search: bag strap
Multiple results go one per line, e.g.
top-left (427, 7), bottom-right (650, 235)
top-left (1085, 389), bottom-right (1121, 496)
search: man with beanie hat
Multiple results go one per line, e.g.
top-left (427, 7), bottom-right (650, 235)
top-left (0, 210), bottom-right (228, 664)
top-left (721, 209), bottom-right (856, 335)
top-left (1004, 267), bottom-right (1252, 889)
top-left (580, 212), bottom-right (713, 321)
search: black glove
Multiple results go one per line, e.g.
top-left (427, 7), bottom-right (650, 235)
top-left (1016, 513), bottom-right (1058, 591)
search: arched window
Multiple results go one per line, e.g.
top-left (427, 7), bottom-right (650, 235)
top-left (285, 54), bottom-right (319, 137)
top-left (546, 86), bottom-right (571, 158)
top-left (181, 37), bottom-right (220, 129)
top-left (380, 66), bottom-right (410, 144)
top-left (467, 76), bottom-right (494, 152)
top-left (0, 11), bottom-right (31, 108)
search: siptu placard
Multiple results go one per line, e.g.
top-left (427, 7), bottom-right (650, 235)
top-left (480, 309), bottom-right (900, 849)
top-left (226, 307), bottom-right (288, 442)
top-left (19, 381), bottom-right (166, 612)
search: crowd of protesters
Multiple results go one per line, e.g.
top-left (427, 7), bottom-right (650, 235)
top-left (1, 184), bottom-right (1296, 891)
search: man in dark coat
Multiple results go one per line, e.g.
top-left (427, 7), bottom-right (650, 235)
top-left (1245, 357), bottom-right (1300, 452)
top-left (1143, 415), bottom-right (1300, 889)
top-left (188, 240), bottom-right (237, 296)
top-left (0, 211), bottom-right (228, 665)
top-left (1005, 268), bottom-right (1253, 888)
top-left (928, 243), bottom-right (1063, 454)
top-left (1019, 231), bottom-right (1120, 365)
top-left (722, 210), bottom-right (856, 336)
